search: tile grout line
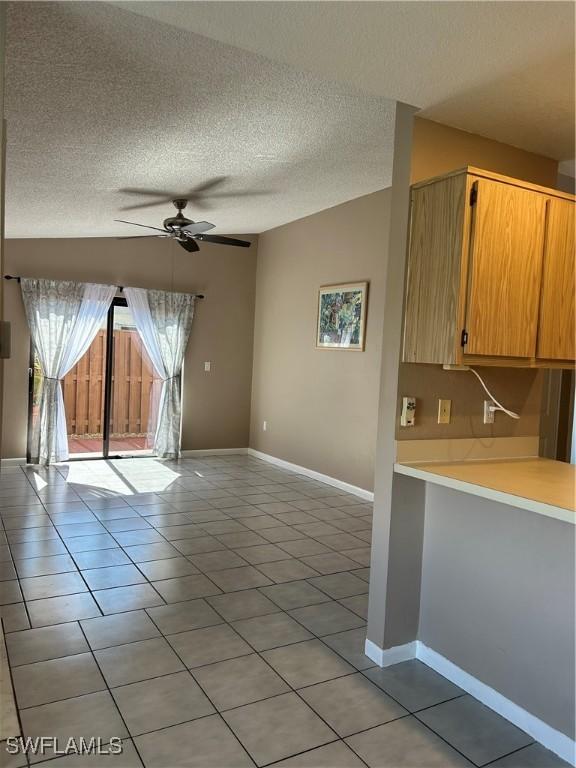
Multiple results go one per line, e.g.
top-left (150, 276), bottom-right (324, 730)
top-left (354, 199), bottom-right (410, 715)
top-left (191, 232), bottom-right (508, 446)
top-left (27, 495), bottom-right (107, 621)
top-left (4, 499), bottom-right (369, 626)
top-left (9, 462), bottom-right (540, 759)
top-left (1, 459), bottom-right (413, 768)
top-left (0, 473), bottom-right (42, 632)
top-left (72, 619), bottom-right (148, 768)
top-left (187, 590), bottom-right (393, 765)
top-left (133, 614), bottom-right (259, 768)
top-left (0, 615), bottom-right (30, 766)
top-left (410, 704), bottom-right (537, 768)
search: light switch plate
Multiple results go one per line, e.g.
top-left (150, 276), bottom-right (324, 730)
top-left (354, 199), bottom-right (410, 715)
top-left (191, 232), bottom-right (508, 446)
top-left (204, 361), bottom-right (211, 372)
top-left (438, 399), bottom-right (451, 424)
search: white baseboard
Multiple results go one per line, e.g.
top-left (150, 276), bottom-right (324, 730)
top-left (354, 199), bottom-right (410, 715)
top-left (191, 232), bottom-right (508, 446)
top-left (180, 448), bottom-right (248, 457)
top-left (364, 637), bottom-right (575, 765)
top-left (364, 639), bottom-right (417, 667)
top-left (0, 457), bottom-right (27, 466)
top-left (417, 644), bottom-right (576, 767)
top-left (247, 448), bottom-right (374, 501)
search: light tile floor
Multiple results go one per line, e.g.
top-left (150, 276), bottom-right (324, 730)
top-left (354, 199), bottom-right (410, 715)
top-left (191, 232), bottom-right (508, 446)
top-left (0, 456), bottom-right (569, 767)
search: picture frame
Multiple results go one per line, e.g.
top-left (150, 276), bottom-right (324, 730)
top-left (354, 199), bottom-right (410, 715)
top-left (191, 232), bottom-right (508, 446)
top-left (316, 281), bottom-right (368, 351)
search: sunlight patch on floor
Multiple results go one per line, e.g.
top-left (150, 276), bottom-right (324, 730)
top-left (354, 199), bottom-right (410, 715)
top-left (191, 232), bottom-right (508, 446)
top-left (26, 473), bottom-right (49, 491)
top-left (55, 459), bottom-right (182, 495)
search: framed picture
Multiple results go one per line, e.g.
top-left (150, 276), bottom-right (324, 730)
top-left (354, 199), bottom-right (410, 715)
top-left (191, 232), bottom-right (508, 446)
top-left (316, 282), bottom-right (368, 350)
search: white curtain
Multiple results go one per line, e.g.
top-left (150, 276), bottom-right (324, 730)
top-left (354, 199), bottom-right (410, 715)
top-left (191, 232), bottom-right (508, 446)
top-left (124, 287), bottom-right (196, 459)
top-left (21, 279), bottom-right (116, 465)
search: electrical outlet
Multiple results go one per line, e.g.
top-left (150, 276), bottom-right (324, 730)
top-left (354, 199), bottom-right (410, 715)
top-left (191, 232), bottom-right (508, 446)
top-left (437, 399), bottom-right (451, 424)
top-left (483, 400), bottom-right (496, 424)
top-left (204, 361), bottom-right (211, 372)
top-left (262, 421), bottom-right (267, 432)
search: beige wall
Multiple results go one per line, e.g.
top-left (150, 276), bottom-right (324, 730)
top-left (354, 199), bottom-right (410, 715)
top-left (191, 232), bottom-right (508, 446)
top-left (249, 119), bottom-right (558, 490)
top-left (2, 237), bottom-right (257, 458)
top-left (397, 118), bottom-right (558, 443)
top-left (412, 117), bottom-right (558, 187)
top-left (250, 189), bottom-right (390, 491)
top-left (396, 366), bottom-right (542, 441)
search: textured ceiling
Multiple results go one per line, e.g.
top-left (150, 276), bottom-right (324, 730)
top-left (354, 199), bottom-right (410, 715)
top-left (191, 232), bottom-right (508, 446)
top-left (5, 3), bottom-right (396, 238)
top-left (7, 2), bottom-right (573, 239)
top-left (119, 1), bottom-right (575, 163)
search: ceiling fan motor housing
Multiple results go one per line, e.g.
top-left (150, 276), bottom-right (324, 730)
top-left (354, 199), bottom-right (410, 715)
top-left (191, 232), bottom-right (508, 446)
top-left (164, 199), bottom-right (193, 231)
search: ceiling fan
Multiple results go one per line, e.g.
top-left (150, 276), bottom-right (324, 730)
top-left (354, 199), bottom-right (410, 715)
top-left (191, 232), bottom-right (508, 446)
top-left (118, 177), bottom-right (268, 212)
top-left (115, 199), bottom-right (250, 253)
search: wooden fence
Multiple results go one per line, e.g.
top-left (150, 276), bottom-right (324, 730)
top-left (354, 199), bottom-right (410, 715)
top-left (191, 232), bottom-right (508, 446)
top-left (63, 329), bottom-right (157, 437)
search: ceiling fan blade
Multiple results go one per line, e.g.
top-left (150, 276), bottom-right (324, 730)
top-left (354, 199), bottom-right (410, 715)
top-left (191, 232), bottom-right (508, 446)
top-left (180, 221), bottom-right (216, 235)
top-left (114, 219), bottom-right (168, 233)
top-left (178, 238), bottom-right (200, 253)
top-left (189, 177), bottom-right (229, 195)
top-left (116, 235), bottom-right (166, 240)
top-left (120, 199), bottom-right (173, 211)
top-left (120, 187), bottom-right (178, 198)
top-left (119, 188), bottom-right (179, 211)
top-left (196, 234), bottom-right (251, 248)
top-left (201, 190), bottom-right (272, 200)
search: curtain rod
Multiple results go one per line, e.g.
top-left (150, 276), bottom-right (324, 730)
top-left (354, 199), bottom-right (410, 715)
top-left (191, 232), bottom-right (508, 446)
top-left (3, 276), bottom-right (204, 299)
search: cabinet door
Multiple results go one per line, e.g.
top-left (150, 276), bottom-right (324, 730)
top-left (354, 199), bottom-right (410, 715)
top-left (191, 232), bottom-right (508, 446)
top-left (403, 174), bottom-right (468, 364)
top-left (465, 179), bottom-right (546, 358)
top-left (537, 199), bottom-right (575, 361)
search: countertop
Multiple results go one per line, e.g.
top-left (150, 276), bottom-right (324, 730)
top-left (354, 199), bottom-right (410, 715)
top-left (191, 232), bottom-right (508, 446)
top-left (394, 457), bottom-right (575, 524)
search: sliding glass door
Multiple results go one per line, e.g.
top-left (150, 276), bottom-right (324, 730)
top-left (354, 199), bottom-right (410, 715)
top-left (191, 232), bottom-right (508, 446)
top-left (28, 297), bottom-right (160, 460)
top-left (105, 299), bottom-right (159, 456)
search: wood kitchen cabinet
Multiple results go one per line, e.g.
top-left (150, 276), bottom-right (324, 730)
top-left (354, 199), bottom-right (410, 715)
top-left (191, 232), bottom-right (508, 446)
top-left (402, 167), bottom-right (575, 367)
top-left (537, 197), bottom-right (575, 361)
